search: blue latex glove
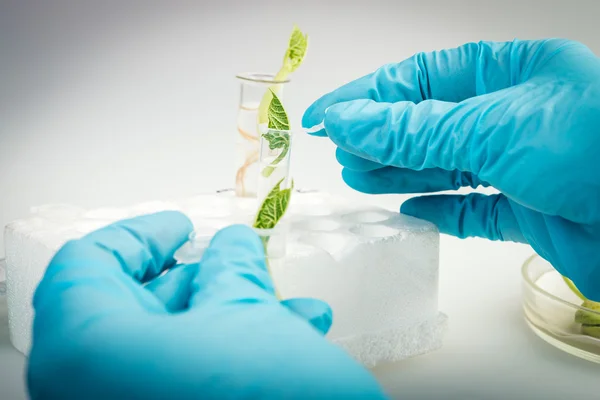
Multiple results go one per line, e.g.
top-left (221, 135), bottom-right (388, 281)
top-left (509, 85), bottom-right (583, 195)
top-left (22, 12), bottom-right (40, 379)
top-left (27, 212), bottom-right (386, 399)
top-left (303, 39), bottom-right (600, 301)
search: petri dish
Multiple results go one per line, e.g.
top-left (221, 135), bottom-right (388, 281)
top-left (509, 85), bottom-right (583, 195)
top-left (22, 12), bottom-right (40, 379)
top-left (522, 254), bottom-right (600, 363)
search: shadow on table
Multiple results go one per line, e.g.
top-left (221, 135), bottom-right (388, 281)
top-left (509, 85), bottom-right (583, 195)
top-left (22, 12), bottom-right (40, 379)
top-left (0, 296), bottom-right (28, 400)
top-left (370, 305), bottom-right (598, 400)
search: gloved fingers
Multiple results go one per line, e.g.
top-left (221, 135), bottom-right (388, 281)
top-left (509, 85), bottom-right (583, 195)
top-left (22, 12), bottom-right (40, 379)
top-left (76, 211), bottom-right (193, 282)
top-left (401, 193), bottom-right (527, 243)
top-left (188, 225), bottom-right (335, 332)
top-left (281, 298), bottom-right (333, 335)
top-left (322, 96), bottom-right (512, 174)
top-left (32, 211), bottom-right (194, 320)
top-left (342, 166), bottom-right (487, 194)
top-left (188, 224), bottom-right (278, 308)
top-left (336, 148), bottom-right (384, 172)
top-left (144, 263), bottom-right (199, 313)
top-left (302, 39), bottom-right (547, 135)
top-left (146, 257), bottom-right (335, 332)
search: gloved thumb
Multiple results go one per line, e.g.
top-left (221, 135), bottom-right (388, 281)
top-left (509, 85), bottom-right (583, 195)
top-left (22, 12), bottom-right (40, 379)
top-left (322, 91), bottom-right (517, 178)
top-left (188, 224), bottom-right (275, 307)
top-left (281, 298), bottom-right (333, 335)
top-left (188, 225), bottom-right (333, 334)
top-left (401, 193), bottom-right (526, 243)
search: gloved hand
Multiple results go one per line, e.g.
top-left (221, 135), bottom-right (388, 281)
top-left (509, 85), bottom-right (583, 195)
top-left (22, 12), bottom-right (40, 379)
top-left (302, 39), bottom-right (600, 301)
top-left (27, 211), bottom-right (386, 399)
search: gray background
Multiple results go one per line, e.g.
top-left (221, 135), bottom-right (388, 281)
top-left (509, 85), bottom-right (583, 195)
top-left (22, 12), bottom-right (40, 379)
top-left (1, 0), bottom-right (599, 256)
top-left (1, 1), bottom-right (600, 399)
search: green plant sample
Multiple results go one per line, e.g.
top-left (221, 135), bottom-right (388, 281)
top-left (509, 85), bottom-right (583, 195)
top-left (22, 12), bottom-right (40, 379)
top-left (250, 25), bottom-right (306, 296)
top-left (261, 90), bottom-right (291, 177)
top-left (563, 276), bottom-right (600, 338)
top-left (252, 177), bottom-right (294, 300)
top-left (253, 177), bottom-right (294, 232)
top-left (252, 89), bottom-right (295, 299)
top-left (257, 25), bottom-right (308, 126)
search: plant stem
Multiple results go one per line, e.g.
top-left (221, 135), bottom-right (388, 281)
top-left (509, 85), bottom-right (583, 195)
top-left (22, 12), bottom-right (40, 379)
top-left (261, 236), bottom-right (281, 300)
top-left (563, 276), bottom-right (587, 302)
top-left (261, 147), bottom-right (289, 177)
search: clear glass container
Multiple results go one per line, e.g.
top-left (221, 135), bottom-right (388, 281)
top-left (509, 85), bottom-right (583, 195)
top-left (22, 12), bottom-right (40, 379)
top-left (172, 224), bottom-right (288, 300)
top-left (253, 225), bottom-right (288, 300)
top-left (173, 226), bottom-right (288, 265)
top-left (522, 254), bottom-right (600, 363)
top-left (256, 127), bottom-right (294, 207)
top-left (235, 73), bottom-right (290, 198)
top-left (172, 230), bottom-right (216, 265)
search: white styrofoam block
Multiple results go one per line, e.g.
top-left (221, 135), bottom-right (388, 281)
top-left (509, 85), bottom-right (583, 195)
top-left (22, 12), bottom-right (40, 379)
top-left (0, 258), bottom-right (6, 296)
top-left (4, 190), bottom-right (447, 367)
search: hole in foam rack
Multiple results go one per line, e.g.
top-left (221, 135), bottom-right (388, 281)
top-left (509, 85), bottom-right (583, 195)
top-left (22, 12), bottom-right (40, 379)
top-left (299, 207), bottom-right (332, 217)
top-left (349, 224), bottom-right (400, 238)
top-left (83, 208), bottom-right (130, 221)
top-left (185, 207), bottom-right (233, 219)
top-left (296, 217), bottom-right (341, 232)
top-left (343, 210), bottom-right (393, 223)
top-left (299, 232), bottom-right (355, 256)
top-left (74, 219), bottom-right (113, 233)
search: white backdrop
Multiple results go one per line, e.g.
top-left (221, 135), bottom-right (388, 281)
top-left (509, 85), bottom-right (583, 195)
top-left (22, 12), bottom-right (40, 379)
top-left (1, 1), bottom-right (600, 399)
top-left (1, 0), bottom-right (599, 256)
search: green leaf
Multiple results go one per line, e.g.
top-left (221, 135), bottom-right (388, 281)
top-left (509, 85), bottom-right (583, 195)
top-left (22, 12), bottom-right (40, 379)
top-left (257, 25), bottom-right (308, 125)
top-left (262, 131), bottom-right (290, 150)
top-left (252, 177), bottom-right (294, 301)
top-left (260, 92), bottom-right (291, 177)
top-left (281, 25), bottom-right (309, 74)
top-left (581, 325), bottom-right (600, 339)
top-left (261, 131), bottom-right (290, 176)
top-left (563, 276), bottom-right (600, 337)
top-left (253, 177), bottom-right (294, 230)
top-left (575, 300), bottom-right (600, 325)
top-left (266, 90), bottom-right (290, 130)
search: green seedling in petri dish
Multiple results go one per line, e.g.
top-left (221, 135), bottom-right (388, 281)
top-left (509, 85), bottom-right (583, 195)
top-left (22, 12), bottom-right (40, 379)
top-left (574, 300), bottom-right (600, 325)
top-left (563, 276), bottom-right (586, 301)
top-left (253, 177), bottom-right (294, 300)
top-left (582, 325), bottom-right (600, 338)
top-left (257, 25), bottom-right (308, 126)
top-left (563, 276), bottom-right (600, 338)
top-left (261, 90), bottom-right (291, 177)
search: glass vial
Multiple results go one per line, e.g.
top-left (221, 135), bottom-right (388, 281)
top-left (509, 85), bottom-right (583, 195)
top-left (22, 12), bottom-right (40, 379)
top-left (256, 127), bottom-right (294, 206)
top-left (235, 73), bottom-right (290, 198)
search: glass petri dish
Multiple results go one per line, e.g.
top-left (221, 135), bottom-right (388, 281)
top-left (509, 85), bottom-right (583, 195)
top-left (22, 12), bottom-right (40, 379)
top-left (522, 254), bottom-right (600, 363)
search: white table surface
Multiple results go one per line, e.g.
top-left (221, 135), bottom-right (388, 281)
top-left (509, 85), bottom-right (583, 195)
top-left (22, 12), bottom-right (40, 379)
top-left (1, 232), bottom-right (598, 400)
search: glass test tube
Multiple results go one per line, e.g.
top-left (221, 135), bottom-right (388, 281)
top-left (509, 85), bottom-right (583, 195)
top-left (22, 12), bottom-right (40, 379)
top-left (257, 126), bottom-right (294, 205)
top-left (254, 127), bottom-right (295, 298)
top-left (172, 229), bottom-right (216, 265)
top-left (234, 73), bottom-right (290, 198)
